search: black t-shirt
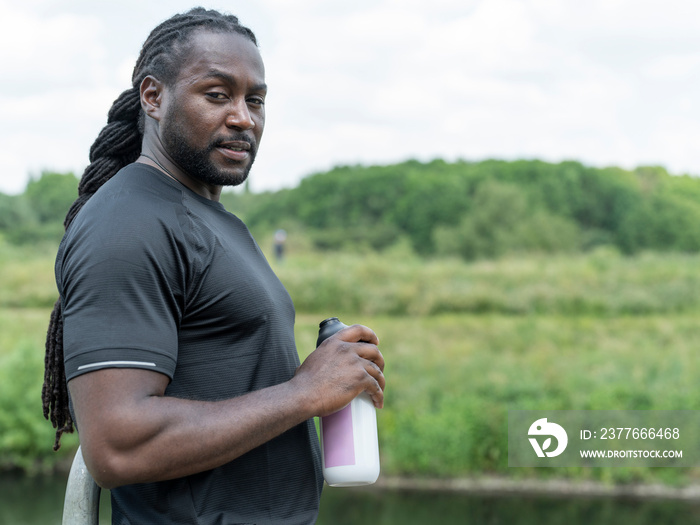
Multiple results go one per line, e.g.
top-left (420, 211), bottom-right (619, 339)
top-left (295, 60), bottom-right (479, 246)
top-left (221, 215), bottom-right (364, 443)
top-left (56, 163), bottom-right (323, 524)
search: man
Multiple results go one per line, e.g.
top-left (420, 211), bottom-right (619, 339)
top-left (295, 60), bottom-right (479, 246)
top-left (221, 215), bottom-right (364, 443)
top-left (42, 8), bottom-right (385, 524)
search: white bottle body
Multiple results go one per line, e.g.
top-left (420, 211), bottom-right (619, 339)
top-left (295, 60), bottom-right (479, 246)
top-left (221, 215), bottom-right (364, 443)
top-left (320, 393), bottom-right (380, 487)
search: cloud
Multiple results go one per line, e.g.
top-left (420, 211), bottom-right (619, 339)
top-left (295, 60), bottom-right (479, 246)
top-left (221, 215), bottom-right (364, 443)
top-left (2, 0), bottom-right (700, 195)
top-left (249, 0), bottom-right (700, 190)
top-left (0, 3), bottom-right (116, 192)
top-left (0, 5), bottom-right (107, 93)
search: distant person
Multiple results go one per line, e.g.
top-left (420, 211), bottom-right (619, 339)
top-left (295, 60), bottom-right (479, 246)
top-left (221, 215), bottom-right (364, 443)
top-left (274, 228), bottom-right (288, 261)
top-left (42, 8), bottom-right (385, 524)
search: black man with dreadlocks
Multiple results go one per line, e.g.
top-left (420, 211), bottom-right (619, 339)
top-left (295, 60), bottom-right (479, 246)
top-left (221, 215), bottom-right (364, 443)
top-left (43, 8), bottom-right (385, 524)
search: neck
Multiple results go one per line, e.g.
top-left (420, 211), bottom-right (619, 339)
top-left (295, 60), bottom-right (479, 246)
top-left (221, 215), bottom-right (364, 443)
top-left (136, 146), bottom-right (222, 202)
top-left (139, 153), bottom-right (177, 180)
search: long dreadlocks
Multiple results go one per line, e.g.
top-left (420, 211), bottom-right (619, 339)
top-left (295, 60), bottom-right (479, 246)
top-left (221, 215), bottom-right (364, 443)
top-left (42, 7), bottom-right (258, 450)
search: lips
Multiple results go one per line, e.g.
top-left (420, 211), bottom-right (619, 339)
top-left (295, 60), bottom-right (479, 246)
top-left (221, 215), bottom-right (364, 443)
top-left (216, 139), bottom-right (252, 161)
top-left (219, 140), bottom-right (250, 151)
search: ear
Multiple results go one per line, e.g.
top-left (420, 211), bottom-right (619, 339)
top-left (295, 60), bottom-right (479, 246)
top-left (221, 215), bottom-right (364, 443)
top-left (140, 75), bottom-right (165, 122)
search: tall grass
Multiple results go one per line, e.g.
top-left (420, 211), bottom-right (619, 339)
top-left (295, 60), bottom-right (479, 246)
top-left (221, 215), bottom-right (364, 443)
top-left (0, 243), bottom-right (57, 308)
top-left (274, 245), bottom-right (700, 316)
top-left (2, 241), bottom-right (699, 485)
top-left (6, 240), bottom-right (700, 316)
top-left (295, 314), bottom-right (700, 486)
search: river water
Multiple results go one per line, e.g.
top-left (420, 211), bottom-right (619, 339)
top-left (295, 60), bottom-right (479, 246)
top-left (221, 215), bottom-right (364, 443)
top-left (3, 473), bottom-right (700, 524)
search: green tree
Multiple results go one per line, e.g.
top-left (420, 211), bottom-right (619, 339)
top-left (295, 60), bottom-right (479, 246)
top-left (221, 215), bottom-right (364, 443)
top-left (0, 193), bottom-right (35, 231)
top-left (24, 171), bottom-right (78, 224)
top-left (434, 181), bottom-right (579, 260)
top-left (239, 158), bottom-right (700, 259)
top-left (0, 172), bottom-right (78, 245)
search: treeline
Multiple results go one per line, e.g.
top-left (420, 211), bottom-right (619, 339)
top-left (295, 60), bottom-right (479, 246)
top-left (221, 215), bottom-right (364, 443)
top-left (0, 172), bottom-right (78, 245)
top-left (4, 159), bottom-right (700, 260)
top-left (243, 159), bottom-right (700, 258)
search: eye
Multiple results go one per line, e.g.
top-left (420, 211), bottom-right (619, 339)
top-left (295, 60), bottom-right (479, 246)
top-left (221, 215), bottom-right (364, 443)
top-left (247, 96), bottom-right (265, 106)
top-left (206, 92), bottom-right (228, 100)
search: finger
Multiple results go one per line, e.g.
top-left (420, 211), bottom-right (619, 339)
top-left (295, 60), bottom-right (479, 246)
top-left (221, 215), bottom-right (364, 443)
top-left (366, 377), bottom-right (384, 409)
top-left (364, 359), bottom-right (386, 392)
top-left (356, 344), bottom-right (385, 372)
top-left (336, 324), bottom-right (379, 346)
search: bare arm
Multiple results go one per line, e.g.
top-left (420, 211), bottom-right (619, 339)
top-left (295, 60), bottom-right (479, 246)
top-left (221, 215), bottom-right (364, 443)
top-left (69, 324), bottom-right (384, 489)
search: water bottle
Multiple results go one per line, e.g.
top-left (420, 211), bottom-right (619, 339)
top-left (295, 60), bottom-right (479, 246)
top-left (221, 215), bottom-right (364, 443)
top-left (316, 317), bottom-right (381, 487)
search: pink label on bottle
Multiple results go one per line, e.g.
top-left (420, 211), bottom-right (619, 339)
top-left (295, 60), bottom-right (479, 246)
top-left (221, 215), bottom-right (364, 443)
top-left (322, 404), bottom-right (356, 468)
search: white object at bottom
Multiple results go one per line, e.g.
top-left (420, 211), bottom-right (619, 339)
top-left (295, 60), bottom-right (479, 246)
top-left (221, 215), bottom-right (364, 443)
top-left (321, 393), bottom-right (380, 487)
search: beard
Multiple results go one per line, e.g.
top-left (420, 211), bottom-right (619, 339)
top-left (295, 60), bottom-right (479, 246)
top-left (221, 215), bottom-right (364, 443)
top-left (161, 112), bottom-right (257, 188)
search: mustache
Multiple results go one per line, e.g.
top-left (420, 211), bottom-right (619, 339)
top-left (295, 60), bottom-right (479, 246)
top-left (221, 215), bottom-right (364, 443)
top-left (213, 134), bottom-right (254, 148)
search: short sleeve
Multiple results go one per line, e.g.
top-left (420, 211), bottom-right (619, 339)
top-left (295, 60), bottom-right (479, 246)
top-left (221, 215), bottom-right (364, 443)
top-left (56, 182), bottom-right (189, 382)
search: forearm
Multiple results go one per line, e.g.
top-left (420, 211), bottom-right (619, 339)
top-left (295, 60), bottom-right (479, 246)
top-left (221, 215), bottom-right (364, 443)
top-left (72, 324), bottom-right (384, 489)
top-left (72, 372), bottom-right (316, 489)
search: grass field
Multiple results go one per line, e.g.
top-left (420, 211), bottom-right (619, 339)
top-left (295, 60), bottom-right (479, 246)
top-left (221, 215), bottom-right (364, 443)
top-left (2, 241), bottom-right (699, 486)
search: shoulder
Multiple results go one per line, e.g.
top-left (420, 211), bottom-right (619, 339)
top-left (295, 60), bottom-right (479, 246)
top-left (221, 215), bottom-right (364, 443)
top-left (56, 164), bottom-right (195, 284)
top-left (84, 163), bottom-right (186, 222)
top-left (67, 164), bottom-right (192, 243)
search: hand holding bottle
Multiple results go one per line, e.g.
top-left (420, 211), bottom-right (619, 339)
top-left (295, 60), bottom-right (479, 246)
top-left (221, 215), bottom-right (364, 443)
top-left (314, 318), bottom-right (383, 487)
top-left (294, 320), bottom-right (384, 416)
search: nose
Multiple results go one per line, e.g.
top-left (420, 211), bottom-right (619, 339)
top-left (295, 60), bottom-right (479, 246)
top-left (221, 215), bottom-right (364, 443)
top-left (225, 99), bottom-right (255, 130)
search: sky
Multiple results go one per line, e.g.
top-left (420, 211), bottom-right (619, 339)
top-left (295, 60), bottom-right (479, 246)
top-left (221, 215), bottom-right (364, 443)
top-left (2, 0), bottom-right (700, 194)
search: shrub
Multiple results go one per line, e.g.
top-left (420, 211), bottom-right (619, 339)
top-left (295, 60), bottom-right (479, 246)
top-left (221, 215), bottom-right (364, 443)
top-left (0, 341), bottom-right (77, 472)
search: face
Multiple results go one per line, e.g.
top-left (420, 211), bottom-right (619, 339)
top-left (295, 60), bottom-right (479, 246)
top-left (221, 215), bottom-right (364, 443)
top-left (159, 30), bottom-right (266, 188)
